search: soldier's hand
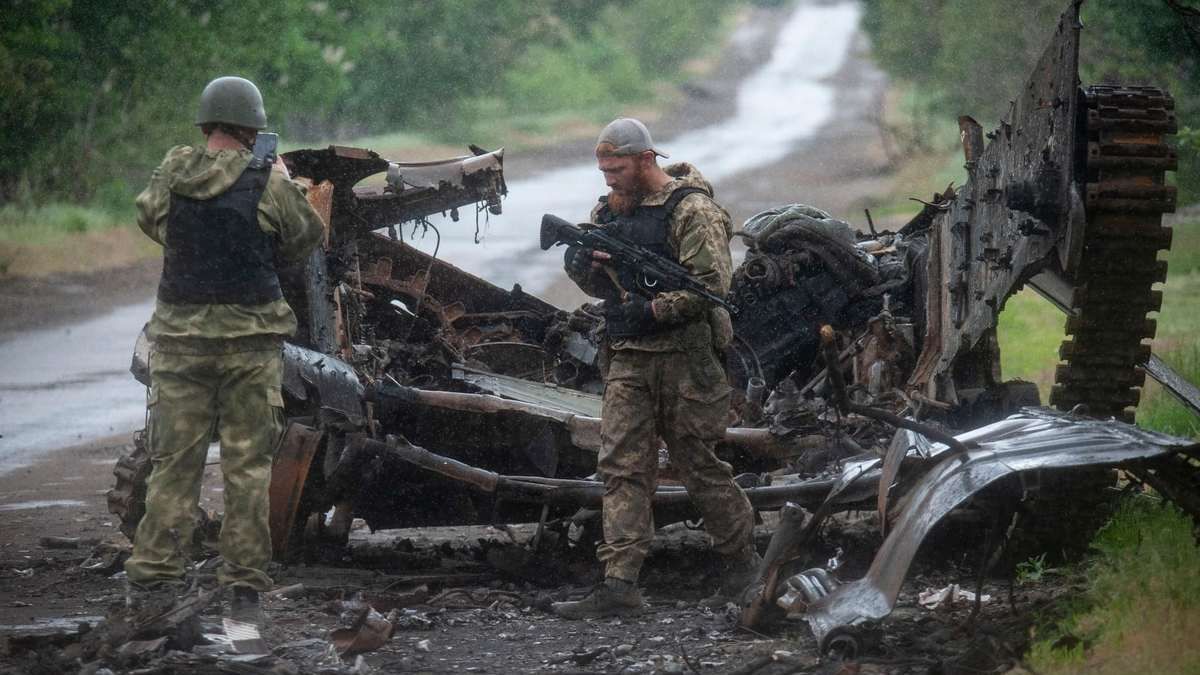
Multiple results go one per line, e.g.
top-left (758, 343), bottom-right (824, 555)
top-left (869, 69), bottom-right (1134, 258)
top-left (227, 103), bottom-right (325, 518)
top-left (604, 294), bottom-right (657, 337)
top-left (564, 245), bottom-right (595, 276)
top-left (272, 155), bottom-right (291, 179)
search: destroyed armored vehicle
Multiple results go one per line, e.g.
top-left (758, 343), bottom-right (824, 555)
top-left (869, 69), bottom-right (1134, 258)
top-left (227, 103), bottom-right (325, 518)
top-left (109, 0), bottom-right (1198, 655)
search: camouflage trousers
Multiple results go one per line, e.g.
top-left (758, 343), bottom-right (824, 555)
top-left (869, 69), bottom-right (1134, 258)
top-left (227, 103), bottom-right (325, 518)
top-left (125, 337), bottom-right (284, 591)
top-left (597, 347), bottom-right (755, 582)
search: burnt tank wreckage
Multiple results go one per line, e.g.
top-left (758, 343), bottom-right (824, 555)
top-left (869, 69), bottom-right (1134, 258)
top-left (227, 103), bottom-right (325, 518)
top-left (110, 0), bottom-right (1198, 652)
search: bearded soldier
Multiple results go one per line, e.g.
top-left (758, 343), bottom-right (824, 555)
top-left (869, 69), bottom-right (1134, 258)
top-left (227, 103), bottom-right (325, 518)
top-left (552, 118), bottom-right (758, 619)
top-left (124, 76), bottom-right (324, 623)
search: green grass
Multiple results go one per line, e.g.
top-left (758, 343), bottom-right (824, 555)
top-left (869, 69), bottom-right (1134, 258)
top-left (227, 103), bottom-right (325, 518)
top-left (997, 289), bottom-right (1064, 395)
top-left (1026, 496), bottom-right (1200, 674)
top-left (0, 202), bottom-right (132, 244)
top-left (1166, 212), bottom-right (1200, 279)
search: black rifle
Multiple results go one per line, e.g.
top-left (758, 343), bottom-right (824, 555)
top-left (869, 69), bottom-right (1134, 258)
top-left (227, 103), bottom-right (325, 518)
top-left (540, 213), bottom-right (738, 315)
top-left (248, 132), bottom-right (278, 170)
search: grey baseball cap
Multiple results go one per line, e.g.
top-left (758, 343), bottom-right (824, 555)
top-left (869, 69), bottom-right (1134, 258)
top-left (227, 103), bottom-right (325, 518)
top-left (596, 117), bottom-right (669, 158)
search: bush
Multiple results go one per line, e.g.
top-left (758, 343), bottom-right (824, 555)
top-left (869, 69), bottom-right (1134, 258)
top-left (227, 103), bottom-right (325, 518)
top-left (3, 0), bottom-right (743, 208)
top-left (860, 0), bottom-right (1200, 203)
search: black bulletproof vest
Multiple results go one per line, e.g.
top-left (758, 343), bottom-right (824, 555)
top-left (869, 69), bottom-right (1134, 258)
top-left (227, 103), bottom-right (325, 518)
top-left (158, 164), bottom-right (282, 305)
top-left (595, 186), bottom-right (706, 263)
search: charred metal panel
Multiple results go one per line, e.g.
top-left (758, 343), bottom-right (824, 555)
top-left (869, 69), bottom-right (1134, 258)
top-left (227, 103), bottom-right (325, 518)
top-left (281, 342), bottom-right (364, 425)
top-left (800, 409), bottom-right (1197, 651)
top-left (283, 146), bottom-right (505, 243)
top-left (356, 233), bottom-right (556, 317)
top-left (909, 1), bottom-right (1082, 403)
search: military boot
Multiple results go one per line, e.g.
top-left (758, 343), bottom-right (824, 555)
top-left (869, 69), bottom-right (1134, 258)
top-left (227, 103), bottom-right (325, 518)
top-left (551, 577), bottom-right (645, 619)
top-left (701, 549), bottom-right (763, 608)
top-left (125, 578), bottom-right (188, 610)
top-left (230, 586), bottom-right (267, 627)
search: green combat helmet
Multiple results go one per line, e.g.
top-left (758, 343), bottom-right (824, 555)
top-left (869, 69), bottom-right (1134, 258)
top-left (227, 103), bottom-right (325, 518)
top-left (195, 76), bottom-right (267, 130)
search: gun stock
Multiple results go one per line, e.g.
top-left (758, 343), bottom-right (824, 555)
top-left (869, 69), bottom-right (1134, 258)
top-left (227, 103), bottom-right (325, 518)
top-left (540, 214), bottom-right (576, 250)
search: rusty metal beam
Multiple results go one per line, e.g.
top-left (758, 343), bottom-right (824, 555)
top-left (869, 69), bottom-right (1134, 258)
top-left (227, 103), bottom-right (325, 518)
top-left (269, 423), bottom-right (324, 557)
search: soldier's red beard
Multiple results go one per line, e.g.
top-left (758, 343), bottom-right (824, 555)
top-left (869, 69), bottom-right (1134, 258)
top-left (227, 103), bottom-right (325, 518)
top-left (606, 165), bottom-right (650, 216)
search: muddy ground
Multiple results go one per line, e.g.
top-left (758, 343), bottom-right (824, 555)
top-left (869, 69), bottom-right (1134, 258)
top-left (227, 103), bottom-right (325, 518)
top-left (0, 473), bottom-right (1069, 674)
top-left (0, 430), bottom-right (1071, 674)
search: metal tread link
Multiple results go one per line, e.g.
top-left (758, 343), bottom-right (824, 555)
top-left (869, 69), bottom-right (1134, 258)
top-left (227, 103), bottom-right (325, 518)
top-left (1137, 448), bottom-right (1200, 522)
top-left (105, 429), bottom-right (215, 546)
top-left (106, 430), bottom-right (151, 540)
top-left (1049, 85), bottom-right (1177, 422)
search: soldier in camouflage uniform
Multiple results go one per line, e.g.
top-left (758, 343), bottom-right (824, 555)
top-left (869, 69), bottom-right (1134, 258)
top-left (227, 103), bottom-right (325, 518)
top-left (552, 119), bottom-right (758, 619)
top-left (124, 76), bottom-right (324, 621)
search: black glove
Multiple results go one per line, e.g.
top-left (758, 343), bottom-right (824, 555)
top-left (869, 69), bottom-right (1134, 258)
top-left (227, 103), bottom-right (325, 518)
top-left (605, 295), bottom-right (658, 338)
top-left (564, 245), bottom-right (594, 277)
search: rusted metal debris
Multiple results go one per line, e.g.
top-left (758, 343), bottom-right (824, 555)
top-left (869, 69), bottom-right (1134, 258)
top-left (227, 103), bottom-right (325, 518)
top-left (104, 0), bottom-right (1200, 658)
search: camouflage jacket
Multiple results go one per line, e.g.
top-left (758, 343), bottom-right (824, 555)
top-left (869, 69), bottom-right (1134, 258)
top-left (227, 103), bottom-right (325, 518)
top-left (569, 162), bottom-right (734, 353)
top-left (136, 145), bottom-right (325, 342)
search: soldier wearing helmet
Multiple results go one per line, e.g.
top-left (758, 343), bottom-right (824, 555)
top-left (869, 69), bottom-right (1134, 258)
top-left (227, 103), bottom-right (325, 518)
top-left (124, 76), bottom-right (324, 623)
top-left (551, 118), bottom-right (758, 619)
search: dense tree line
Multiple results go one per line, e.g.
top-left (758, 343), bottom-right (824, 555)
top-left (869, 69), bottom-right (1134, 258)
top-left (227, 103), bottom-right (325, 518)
top-left (0, 0), bottom-right (735, 204)
top-left (861, 0), bottom-right (1200, 201)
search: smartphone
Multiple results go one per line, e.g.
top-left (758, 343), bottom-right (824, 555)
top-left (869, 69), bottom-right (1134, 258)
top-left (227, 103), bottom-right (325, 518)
top-left (249, 132), bottom-right (279, 170)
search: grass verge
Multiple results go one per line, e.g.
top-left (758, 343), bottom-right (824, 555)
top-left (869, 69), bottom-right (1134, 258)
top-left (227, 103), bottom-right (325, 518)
top-left (0, 203), bottom-right (131, 245)
top-left (1025, 495), bottom-right (1200, 674)
top-left (0, 203), bottom-right (161, 279)
top-left (0, 224), bottom-right (158, 279)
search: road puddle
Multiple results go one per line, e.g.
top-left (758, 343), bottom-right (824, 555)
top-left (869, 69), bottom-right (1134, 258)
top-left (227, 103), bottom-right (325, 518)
top-left (0, 615), bottom-right (106, 636)
top-left (0, 499), bottom-right (86, 512)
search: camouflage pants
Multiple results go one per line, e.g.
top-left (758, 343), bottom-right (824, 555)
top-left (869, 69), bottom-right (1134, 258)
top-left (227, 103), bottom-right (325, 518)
top-left (125, 338), bottom-right (284, 590)
top-left (597, 347), bottom-right (754, 582)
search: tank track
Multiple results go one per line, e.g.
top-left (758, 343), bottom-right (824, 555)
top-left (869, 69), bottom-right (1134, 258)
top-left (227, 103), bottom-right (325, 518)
top-left (1137, 446), bottom-right (1200, 522)
top-left (1049, 85), bottom-right (1178, 422)
top-left (107, 429), bottom-right (151, 540)
top-left (107, 428), bottom-right (216, 545)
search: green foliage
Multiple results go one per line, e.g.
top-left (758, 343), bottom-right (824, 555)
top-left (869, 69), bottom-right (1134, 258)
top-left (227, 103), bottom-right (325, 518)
top-left (1016, 552), bottom-right (1053, 584)
top-left (1, 0), bottom-right (740, 206)
top-left (502, 40), bottom-right (647, 117)
top-left (1027, 496), bottom-right (1200, 673)
top-left (861, 0), bottom-right (1200, 202)
top-left (484, 0), bottom-right (731, 128)
top-left (1, 0), bottom-right (353, 202)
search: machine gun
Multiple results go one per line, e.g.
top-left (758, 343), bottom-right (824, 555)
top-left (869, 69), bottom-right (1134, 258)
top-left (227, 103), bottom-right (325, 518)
top-left (539, 213), bottom-right (738, 315)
